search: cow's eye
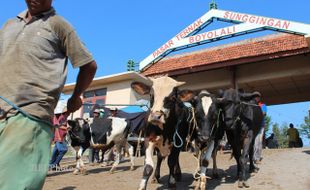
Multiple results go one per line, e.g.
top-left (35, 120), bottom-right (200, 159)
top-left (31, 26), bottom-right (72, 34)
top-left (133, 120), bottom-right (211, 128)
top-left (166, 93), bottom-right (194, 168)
top-left (163, 96), bottom-right (175, 108)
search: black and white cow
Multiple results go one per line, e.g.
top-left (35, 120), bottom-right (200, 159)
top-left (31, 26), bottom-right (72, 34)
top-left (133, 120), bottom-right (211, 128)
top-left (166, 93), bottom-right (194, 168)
top-left (132, 76), bottom-right (198, 190)
top-left (200, 88), bottom-right (263, 188)
top-left (67, 116), bottom-right (135, 175)
top-left (191, 90), bottom-right (226, 190)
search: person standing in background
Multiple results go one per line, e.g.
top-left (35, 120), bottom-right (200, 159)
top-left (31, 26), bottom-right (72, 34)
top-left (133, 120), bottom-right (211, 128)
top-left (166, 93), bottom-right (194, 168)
top-left (287, 123), bottom-right (299, 148)
top-left (253, 92), bottom-right (267, 164)
top-left (49, 107), bottom-right (69, 170)
top-left (0, 0), bottom-right (97, 189)
top-left (88, 109), bottom-right (101, 165)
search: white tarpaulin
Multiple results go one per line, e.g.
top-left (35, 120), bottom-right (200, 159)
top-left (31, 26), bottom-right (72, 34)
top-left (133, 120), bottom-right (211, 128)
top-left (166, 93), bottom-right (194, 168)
top-left (54, 99), bottom-right (68, 114)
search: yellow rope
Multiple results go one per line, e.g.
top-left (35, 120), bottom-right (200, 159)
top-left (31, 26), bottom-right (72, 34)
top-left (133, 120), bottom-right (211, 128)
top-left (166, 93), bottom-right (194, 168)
top-left (185, 107), bottom-right (198, 151)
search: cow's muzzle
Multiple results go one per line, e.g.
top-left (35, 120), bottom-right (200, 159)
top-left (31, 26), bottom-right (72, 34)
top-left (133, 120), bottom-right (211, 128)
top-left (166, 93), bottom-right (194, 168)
top-left (149, 111), bottom-right (165, 124)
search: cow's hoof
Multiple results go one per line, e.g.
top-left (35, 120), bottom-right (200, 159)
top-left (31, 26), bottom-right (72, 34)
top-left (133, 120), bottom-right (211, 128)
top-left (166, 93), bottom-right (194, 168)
top-left (243, 181), bottom-right (250, 188)
top-left (238, 181), bottom-right (244, 188)
top-left (130, 166), bottom-right (135, 171)
top-left (81, 168), bottom-right (88, 175)
top-left (251, 167), bottom-right (259, 173)
top-left (73, 169), bottom-right (79, 175)
top-left (101, 162), bottom-right (112, 167)
top-left (254, 160), bottom-right (261, 165)
top-left (151, 177), bottom-right (160, 184)
top-left (109, 167), bottom-right (115, 174)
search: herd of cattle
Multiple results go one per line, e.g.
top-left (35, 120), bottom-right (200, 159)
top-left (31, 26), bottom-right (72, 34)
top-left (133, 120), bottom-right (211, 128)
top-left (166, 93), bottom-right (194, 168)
top-left (66, 76), bottom-right (264, 190)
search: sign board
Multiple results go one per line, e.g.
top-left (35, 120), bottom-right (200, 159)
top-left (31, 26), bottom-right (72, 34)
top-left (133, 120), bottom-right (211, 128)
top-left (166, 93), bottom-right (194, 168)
top-left (139, 9), bottom-right (310, 71)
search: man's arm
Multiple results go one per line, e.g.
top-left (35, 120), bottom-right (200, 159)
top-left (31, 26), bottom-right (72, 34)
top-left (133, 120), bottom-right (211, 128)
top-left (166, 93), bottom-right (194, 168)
top-left (67, 61), bottom-right (97, 113)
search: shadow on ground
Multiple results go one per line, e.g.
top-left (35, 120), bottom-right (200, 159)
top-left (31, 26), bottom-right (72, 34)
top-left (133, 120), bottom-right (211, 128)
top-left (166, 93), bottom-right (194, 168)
top-left (56, 186), bottom-right (76, 190)
top-left (152, 164), bottom-right (257, 190)
top-left (155, 173), bottom-right (195, 190)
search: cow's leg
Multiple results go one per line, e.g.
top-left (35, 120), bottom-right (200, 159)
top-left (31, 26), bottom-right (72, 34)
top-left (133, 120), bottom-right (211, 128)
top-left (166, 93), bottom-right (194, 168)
top-left (212, 143), bottom-right (220, 179)
top-left (238, 129), bottom-right (253, 188)
top-left (138, 141), bottom-right (155, 190)
top-left (249, 138), bottom-right (259, 174)
top-left (126, 142), bottom-right (135, 171)
top-left (79, 147), bottom-right (88, 175)
top-left (226, 130), bottom-right (241, 179)
top-left (167, 147), bottom-right (181, 189)
top-left (174, 156), bottom-right (182, 181)
top-left (73, 146), bottom-right (86, 175)
top-left (110, 145), bottom-right (121, 174)
top-left (152, 149), bottom-right (163, 183)
top-left (195, 140), bottom-right (214, 190)
top-left (73, 147), bottom-right (80, 175)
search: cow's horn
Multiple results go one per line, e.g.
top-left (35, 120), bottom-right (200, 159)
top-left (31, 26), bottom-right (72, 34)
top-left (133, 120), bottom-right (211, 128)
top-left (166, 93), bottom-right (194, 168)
top-left (177, 81), bottom-right (185, 87)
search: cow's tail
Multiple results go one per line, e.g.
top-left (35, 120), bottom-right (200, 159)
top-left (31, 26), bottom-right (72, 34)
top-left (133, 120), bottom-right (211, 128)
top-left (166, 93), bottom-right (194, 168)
top-left (124, 121), bottom-right (131, 138)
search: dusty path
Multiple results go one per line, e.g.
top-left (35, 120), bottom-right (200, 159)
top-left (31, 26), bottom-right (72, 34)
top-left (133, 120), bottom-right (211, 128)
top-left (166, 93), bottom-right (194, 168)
top-left (43, 148), bottom-right (310, 190)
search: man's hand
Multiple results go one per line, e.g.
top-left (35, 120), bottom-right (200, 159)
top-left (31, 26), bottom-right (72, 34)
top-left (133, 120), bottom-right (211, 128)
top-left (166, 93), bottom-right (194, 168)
top-left (67, 95), bottom-right (83, 113)
top-left (66, 61), bottom-right (97, 113)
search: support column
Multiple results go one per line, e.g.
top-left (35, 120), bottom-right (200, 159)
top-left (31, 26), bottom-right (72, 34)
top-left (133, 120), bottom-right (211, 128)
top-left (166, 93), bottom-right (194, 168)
top-left (230, 66), bottom-right (237, 89)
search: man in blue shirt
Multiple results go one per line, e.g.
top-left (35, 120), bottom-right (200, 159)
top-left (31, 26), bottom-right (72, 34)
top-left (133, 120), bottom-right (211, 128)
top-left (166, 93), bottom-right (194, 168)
top-left (253, 92), bottom-right (267, 164)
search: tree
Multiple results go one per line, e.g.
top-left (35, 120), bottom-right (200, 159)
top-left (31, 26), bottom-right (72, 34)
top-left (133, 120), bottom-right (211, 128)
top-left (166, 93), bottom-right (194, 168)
top-left (299, 116), bottom-right (310, 139)
top-left (264, 115), bottom-right (271, 134)
top-left (127, 60), bottom-right (137, 71)
top-left (272, 123), bottom-right (288, 148)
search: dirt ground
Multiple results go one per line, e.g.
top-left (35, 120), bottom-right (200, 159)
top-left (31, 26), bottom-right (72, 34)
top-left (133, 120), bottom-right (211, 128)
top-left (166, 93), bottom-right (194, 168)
top-left (43, 147), bottom-right (310, 190)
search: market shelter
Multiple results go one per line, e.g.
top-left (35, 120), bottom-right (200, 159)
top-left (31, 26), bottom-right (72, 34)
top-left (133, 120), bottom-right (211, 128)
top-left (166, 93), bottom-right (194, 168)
top-left (139, 8), bottom-right (310, 105)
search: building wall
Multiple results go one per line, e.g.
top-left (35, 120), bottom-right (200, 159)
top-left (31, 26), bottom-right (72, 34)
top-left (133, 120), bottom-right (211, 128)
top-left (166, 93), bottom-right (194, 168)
top-left (106, 81), bottom-right (132, 106)
top-left (69, 80), bottom-right (149, 118)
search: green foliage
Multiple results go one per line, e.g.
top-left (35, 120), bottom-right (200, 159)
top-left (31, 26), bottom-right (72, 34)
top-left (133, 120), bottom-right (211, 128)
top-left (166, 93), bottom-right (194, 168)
top-left (299, 116), bottom-right (310, 139)
top-left (264, 115), bottom-right (271, 134)
top-left (209, 1), bottom-right (218, 10)
top-left (272, 123), bottom-right (288, 148)
top-left (127, 60), bottom-right (136, 71)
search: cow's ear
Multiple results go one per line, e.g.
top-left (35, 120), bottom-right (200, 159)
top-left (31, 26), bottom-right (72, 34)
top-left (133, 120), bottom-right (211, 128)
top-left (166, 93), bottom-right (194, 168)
top-left (131, 82), bottom-right (151, 95)
top-left (179, 90), bottom-right (195, 102)
top-left (67, 120), bottom-right (75, 128)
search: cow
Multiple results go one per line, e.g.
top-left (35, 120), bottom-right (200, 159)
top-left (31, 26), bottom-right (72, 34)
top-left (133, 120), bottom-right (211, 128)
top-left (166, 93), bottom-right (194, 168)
top-left (132, 76), bottom-right (199, 190)
top-left (199, 88), bottom-right (263, 188)
top-left (151, 89), bottom-right (227, 190)
top-left (67, 116), bottom-right (135, 175)
top-left (191, 90), bottom-right (225, 190)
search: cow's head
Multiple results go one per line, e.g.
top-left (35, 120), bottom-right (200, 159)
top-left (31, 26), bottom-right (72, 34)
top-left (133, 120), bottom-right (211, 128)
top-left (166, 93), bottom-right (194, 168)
top-left (131, 76), bottom-right (194, 128)
top-left (67, 118), bottom-right (90, 143)
top-left (192, 91), bottom-right (215, 143)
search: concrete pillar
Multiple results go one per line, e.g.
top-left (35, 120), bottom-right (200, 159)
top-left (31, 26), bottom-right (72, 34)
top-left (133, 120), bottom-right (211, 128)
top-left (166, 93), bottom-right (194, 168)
top-left (230, 66), bottom-right (237, 89)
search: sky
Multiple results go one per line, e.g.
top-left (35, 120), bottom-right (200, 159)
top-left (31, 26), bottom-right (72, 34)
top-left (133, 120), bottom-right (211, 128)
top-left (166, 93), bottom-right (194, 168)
top-left (1, 0), bottom-right (309, 144)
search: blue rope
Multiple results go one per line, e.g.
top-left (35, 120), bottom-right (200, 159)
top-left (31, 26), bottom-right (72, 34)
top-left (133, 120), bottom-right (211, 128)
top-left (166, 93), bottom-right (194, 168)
top-left (173, 119), bottom-right (184, 148)
top-left (0, 95), bottom-right (52, 127)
